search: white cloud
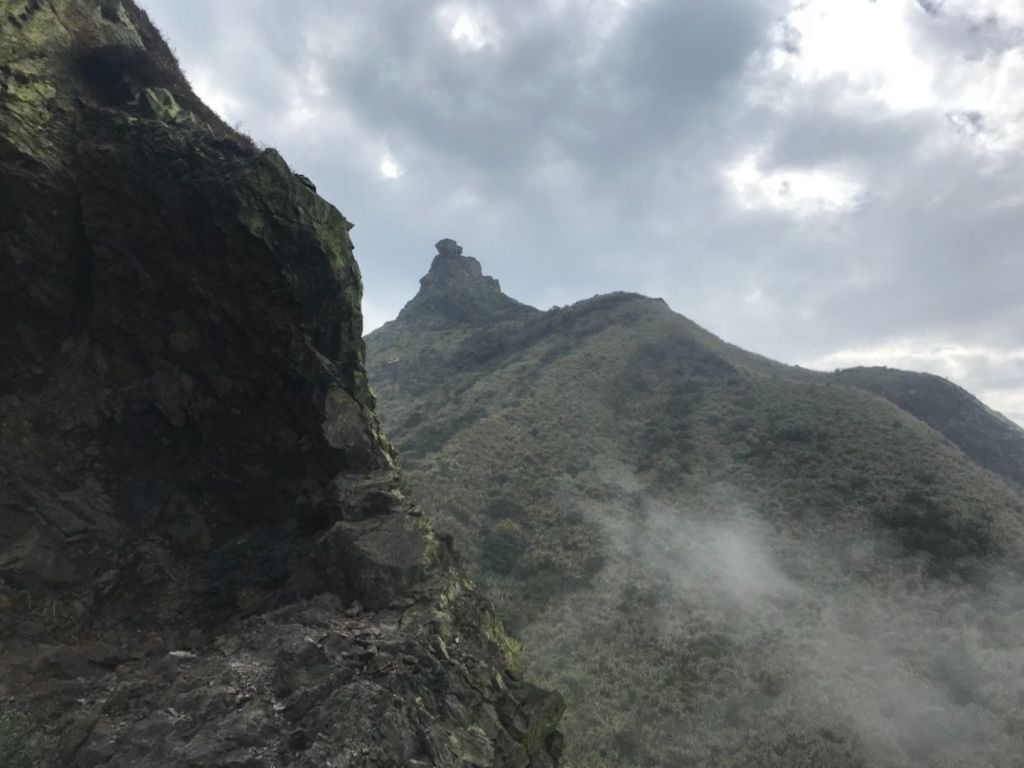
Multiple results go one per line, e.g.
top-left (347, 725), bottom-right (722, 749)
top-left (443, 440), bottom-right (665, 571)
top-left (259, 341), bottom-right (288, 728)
top-left (436, 5), bottom-right (501, 51)
top-left (281, 64), bottom-right (330, 128)
top-left (755, 0), bottom-right (1024, 155)
top-left (772, 0), bottom-right (935, 112)
top-left (379, 154), bottom-right (402, 179)
top-left (724, 150), bottom-right (863, 216)
top-left (938, 47), bottom-right (1024, 155)
top-left (939, 0), bottom-right (1024, 28)
top-left (188, 68), bottom-right (243, 123)
top-left (451, 14), bottom-right (486, 48)
top-left (361, 296), bottom-right (390, 335)
top-left (807, 339), bottom-right (1024, 377)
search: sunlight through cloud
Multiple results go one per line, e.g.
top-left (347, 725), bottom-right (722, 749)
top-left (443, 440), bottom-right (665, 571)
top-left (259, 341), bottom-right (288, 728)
top-left (772, 0), bottom-right (935, 111)
top-left (379, 154), bottom-right (402, 180)
top-left (437, 5), bottom-right (500, 51)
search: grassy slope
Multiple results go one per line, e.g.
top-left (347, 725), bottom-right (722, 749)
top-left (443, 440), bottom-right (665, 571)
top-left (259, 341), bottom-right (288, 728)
top-left (367, 283), bottom-right (1024, 768)
top-left (836, 367), bottom-right (1024, 489)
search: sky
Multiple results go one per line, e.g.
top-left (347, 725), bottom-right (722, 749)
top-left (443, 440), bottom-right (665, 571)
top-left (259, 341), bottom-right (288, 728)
top-left (140, 0), bottom-right (1024, 425)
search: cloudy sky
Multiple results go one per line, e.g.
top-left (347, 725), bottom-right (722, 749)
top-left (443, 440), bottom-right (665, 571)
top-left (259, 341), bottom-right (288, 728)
top-left (141, 0), bottom-right (1024, 424)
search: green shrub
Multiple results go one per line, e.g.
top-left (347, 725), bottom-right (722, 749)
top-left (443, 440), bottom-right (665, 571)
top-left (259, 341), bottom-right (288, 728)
top-left (481, 522), bottom-right (527, 575)
top-left (0, 708), bottom-right (40, 768)
top-left (484, 497), bottom-right (524, 520)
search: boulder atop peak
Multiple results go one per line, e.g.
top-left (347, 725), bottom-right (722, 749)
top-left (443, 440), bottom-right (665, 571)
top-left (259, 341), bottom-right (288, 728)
top-left (435, 238), bottom-right (464, 258)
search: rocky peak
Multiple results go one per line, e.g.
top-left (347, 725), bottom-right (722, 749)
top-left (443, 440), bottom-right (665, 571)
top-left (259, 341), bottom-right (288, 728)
top-left (396, 239), bottom-right (539, 326)
top-left (435, 237), bottom-right (464, 258)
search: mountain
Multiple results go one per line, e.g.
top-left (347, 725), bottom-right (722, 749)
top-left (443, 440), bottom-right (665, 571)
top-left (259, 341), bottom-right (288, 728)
top-left (366, 241), bottom-right (1024, 768)
top-left (396, 238), bottom-right (539, 328)
top-left (835, 367), bottom-right (1024, 490)
top-left (0, 7), bottom-right (561, 767)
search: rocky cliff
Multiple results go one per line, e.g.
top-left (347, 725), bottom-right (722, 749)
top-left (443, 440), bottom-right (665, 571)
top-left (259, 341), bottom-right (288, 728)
top-left (0, 3), bottom-right (562, 766)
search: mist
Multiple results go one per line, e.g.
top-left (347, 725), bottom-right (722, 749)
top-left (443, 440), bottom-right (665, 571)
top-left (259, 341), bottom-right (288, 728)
top-left (520, 478), bottom-right (1024, 767)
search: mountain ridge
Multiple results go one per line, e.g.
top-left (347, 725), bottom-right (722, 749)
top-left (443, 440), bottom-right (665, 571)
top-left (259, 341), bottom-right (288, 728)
top-left (375, 242), bottom-right (1024, 489)
top-left (835, 366), bottom-right (1024, 489)
top-left (366, 242), bottom-right (1024, 768)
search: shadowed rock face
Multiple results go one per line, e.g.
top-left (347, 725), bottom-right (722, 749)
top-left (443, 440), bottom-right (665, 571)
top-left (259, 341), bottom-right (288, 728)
top-left (0, 2), bottom-right (562, 765)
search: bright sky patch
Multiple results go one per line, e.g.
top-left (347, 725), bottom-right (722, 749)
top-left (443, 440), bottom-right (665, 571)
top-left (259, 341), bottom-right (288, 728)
top-left (436, 5), bottom-right (499, 51)
top-left (772, 0), bottom-right (934, 112)
top-left (761, 0), bottom-right (1024, 154)
top-left (380, 155), bottom-right (402, 179)
top-left (189, 69), bottom-right (242, 123)
top-left (725, 152), bottom-right (862, 217)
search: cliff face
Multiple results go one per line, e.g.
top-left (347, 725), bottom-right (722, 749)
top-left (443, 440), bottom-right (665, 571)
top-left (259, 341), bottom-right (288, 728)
top-left (0, 3), bottom-right (562, 766)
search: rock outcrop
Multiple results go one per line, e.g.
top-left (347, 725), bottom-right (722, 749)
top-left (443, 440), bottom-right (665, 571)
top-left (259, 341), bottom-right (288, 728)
top-left (395, 240), bottom-right (539, 327)
top-left (0, 2), bottom-right (562, 765)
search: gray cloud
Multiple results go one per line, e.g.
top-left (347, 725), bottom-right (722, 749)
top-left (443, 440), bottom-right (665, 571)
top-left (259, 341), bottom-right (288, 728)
top-left (140, 0), bottom-right (1024, 423)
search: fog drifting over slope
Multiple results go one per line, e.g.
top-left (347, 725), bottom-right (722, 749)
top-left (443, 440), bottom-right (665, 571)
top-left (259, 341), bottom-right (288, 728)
top-left (523, 476), bottom-right (1024, 766)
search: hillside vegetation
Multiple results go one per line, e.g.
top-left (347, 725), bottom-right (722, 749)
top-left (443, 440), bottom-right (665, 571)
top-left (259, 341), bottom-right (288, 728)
top-left (836, 367), bottom-right (1024, 490)
top-left (367, 241), bottom-right (1024, 768)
